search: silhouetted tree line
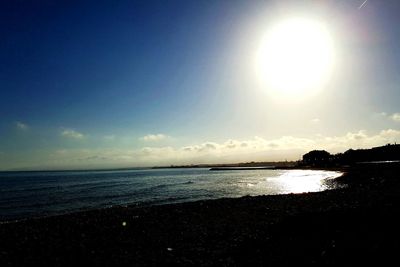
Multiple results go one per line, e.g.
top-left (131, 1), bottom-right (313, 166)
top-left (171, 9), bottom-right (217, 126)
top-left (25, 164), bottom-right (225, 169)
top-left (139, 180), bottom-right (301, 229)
top-left (301, 143), bottom-right (400, 167)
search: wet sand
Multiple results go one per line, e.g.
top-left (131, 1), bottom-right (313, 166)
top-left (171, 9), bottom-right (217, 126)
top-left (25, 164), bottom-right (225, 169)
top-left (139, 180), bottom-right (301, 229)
top-left (1, 163), bottom-right (399, 266)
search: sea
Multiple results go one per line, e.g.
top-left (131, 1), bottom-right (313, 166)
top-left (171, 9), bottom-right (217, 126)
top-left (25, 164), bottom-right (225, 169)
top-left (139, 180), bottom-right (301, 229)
top-left (0, 168), bottom-right (342, 221)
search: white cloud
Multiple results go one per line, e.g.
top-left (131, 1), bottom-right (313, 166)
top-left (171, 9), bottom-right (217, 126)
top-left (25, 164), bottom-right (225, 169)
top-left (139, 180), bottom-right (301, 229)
top-left (140, 134), bottom-right (168, 142)
top-left (390, 113), bottom-right (400, 122)
top-left (15, 121), bottom-right (29, 130)
top-left (20, 129), bottom-right (400, 170)
top-left (61, 129), bottom-right (85, 139)
top-left (374, 112), bottom-right (400, 122)
top-left (310, 118), bottom-right (320, 123)
top-left (133, 130), bottom-right (400, 164)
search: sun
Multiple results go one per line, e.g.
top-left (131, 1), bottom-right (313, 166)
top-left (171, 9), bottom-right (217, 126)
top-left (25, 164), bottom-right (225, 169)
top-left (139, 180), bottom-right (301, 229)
top-left (257, 17), bottom-right (334, 97)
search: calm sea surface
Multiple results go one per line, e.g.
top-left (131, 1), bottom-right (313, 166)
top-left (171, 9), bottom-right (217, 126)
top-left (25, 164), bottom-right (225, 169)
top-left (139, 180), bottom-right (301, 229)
top-left (0, 168), bottom-right (342, 221)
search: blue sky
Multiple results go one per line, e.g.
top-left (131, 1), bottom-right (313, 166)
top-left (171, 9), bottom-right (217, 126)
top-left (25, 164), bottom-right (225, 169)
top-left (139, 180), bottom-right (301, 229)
top-left (1, 0), bottom-right (400, 170)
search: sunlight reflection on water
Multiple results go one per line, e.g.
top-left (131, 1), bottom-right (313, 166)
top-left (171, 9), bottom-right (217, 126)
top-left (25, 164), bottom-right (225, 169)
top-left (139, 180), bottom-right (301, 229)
top-left (266, 170), bottom-right (343, 194)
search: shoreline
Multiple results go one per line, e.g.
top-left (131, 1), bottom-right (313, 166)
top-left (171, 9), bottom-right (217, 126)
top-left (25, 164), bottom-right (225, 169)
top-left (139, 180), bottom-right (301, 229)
top-left (0, 168), bottom-right (344, 224)
top-left (1, 163), bottom-right (399, 265)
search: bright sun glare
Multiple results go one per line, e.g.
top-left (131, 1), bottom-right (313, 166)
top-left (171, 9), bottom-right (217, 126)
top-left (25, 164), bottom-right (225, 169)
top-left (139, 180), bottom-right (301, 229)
top-left (257, 17), bottom-right (334, 97)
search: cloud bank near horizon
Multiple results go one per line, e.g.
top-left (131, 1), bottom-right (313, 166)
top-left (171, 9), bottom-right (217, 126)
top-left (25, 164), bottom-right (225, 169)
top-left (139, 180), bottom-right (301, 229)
top-left (4, 128), bottom-right (398, 170)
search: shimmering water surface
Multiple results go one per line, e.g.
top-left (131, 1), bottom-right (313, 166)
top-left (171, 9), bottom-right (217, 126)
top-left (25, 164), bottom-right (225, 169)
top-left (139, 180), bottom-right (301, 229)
top-left (0, 168), bottom-right (342, 221)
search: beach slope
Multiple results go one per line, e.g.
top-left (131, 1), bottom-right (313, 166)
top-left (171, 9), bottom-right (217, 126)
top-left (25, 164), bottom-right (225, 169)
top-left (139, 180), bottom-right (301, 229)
top-left (1, 163), bottom-right (399, 266)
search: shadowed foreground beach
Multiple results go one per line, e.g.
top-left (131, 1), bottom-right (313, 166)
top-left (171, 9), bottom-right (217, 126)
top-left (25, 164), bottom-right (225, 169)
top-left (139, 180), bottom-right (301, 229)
top-left (1, 163), bottom-right (400, 266)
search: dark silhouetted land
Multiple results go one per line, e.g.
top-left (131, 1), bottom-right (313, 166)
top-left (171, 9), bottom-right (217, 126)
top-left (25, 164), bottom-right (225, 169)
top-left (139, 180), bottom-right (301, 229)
top-left (302, 143), bottom-right (400, 167)
top-left (152, 161), bottom-right (296, 169)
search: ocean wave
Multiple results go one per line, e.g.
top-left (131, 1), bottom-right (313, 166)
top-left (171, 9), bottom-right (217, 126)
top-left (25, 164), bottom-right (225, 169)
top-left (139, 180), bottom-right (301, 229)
top-left (0, 169), bottom-right (343, 221)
